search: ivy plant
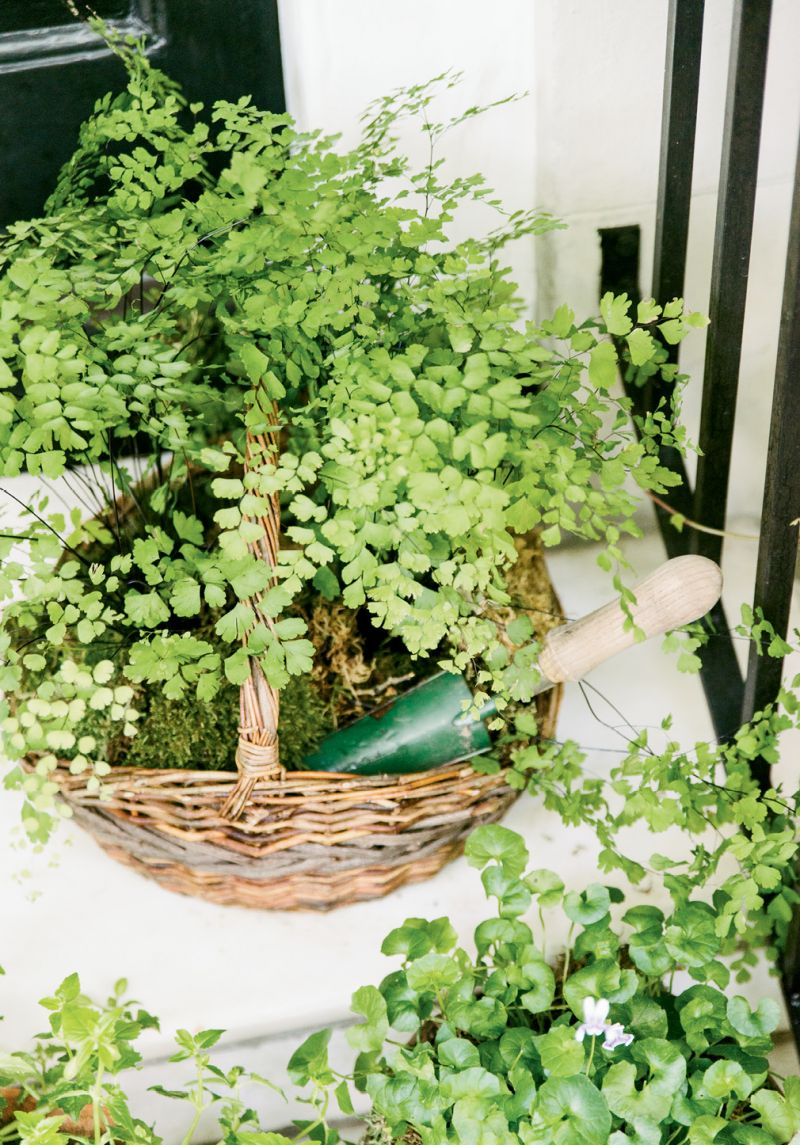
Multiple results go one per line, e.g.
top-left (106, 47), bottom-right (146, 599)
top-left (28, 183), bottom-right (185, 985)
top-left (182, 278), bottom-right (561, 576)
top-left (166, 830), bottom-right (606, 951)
top-left (291, 824), bottom-right (800, 1145)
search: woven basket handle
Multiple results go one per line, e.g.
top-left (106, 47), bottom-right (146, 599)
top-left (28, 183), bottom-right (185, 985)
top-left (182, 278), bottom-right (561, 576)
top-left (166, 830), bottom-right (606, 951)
top-left (220, 414), bottom-right (284, 820)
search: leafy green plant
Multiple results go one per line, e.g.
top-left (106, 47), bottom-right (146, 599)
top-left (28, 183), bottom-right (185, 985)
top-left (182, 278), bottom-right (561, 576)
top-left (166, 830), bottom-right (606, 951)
top-left (1, 27), bottom-right (799, 972)
top-left (502, 608), bottom-right (800, 977)
top-left (0, 968), bottom-right (323, 1145)
top-left (0, 970), bottom-right (161, 1145)
top-left (290, 824), bottom-right (800, 1145)
top-left (4, 825), bottom-right (800, 1145)
top-left (0, 38), bottom-right (697, 831)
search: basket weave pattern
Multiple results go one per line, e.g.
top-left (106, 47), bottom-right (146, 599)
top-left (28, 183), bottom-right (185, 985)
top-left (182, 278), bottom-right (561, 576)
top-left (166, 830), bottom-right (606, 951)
top-left (35, 682), bottom-right (560, 910)
top-left (24, 410), bottom-right (562, 911)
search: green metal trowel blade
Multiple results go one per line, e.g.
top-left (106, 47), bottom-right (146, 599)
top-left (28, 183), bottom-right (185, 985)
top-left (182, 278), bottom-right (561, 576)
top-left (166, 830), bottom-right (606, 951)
top-left (302, 671), bottom-right (495, 776)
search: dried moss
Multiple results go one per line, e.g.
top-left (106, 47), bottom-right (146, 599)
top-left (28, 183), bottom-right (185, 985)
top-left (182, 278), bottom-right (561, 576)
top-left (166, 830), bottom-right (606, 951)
top-left (360, 1113), bottom-right (395, 1145)
top-left (299, 595), bottom-right (427, 728)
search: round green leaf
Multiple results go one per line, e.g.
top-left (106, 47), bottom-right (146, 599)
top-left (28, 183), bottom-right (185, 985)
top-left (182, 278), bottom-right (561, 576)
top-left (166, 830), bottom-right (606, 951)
top-left (437, 1037), bottom-right (481, 1070)
top-left (750, 1088), bottom-right (798, 1142)
top-left (534, 1025), bottom-right (585, 1078)
top-left (474, 918), bottom-right (534, 955)
top-left (726, 995), bottom-right (781, 1039)
top-left (439, 1066), bottom-right (505, 1104)
top-left (536, 1074), bottom-right (612, 1145)
top-left (447, 995), bottom-right (508, 1040)
top-left (481, 865), bottom-right (532, 918)
top-left (525, 868), bottom-right (564, 907)
top-left (380, 970), bottom-right (425, 1033)
top-left (451, 1096), bottom-right (512, 1145)
top-left (406, 953), bottom-right (461, 993)
top-left (563, 884), bottom-right (612, 926)
top-left (366, 1073), bottom-right (444, 1129)
top-left (499, 1028), bottom-right (539, 1071)
top-left (700, 1059), bottom-right (753, 1101)
top-left (622, 995), bottom-right (669, 1041)
top-left (663, 902), bottom-right (720, 969)
top-left (603, 1039), bottom-right (686, 1124)
top-left (676, 986), bottom-right (727, 1053)
top-left (465, 825), bottom-right (529, 876)
top-left (563, 959), bottom-right (638, 1017)
top-left (685, 1115), bottom-right (728, 1145)
top-left (381, 917), bottom-right (458, 960)
top-left (346, 985), bottom-right (388, 1052)
top-left (519, 961), bottom-right (556, 1014)
top-left (573, 921), bottom-right (620, 962)
top-left (627, 925), bottom-right (673, 977)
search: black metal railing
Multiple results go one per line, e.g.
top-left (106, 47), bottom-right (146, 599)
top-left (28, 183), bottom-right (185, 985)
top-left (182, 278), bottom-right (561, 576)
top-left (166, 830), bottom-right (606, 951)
top-left (606, 0), bottom-right (800, 1045)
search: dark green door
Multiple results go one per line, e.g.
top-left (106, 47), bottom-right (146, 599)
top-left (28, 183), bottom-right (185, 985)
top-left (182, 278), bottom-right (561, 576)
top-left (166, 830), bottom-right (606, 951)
top-left (0, 0), bottom-right (285, 227)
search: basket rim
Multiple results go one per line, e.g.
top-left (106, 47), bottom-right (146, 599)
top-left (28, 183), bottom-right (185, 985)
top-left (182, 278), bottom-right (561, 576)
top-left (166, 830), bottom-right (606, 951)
top-left (21, 655), bottom-right (562, 793)
top-left (23, 750), bottom-right (510, 787)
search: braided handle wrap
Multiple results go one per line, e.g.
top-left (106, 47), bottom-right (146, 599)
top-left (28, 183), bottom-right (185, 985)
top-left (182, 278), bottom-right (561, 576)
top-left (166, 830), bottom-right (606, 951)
top-left (220, 414), bottom-right (284, 820)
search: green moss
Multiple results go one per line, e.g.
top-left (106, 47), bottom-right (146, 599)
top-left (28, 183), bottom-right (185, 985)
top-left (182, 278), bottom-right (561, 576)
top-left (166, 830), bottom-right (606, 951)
top-left (122, 671), bottom-right (333, 772)
top-left (124, 679), bottom-right (238, 770)
top-left (5, 532), bottom-right (552, 777)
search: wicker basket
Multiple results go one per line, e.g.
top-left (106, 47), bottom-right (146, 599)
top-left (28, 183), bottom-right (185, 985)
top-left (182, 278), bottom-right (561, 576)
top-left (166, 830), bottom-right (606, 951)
top-left (21, 424), bottom-right (562, 911)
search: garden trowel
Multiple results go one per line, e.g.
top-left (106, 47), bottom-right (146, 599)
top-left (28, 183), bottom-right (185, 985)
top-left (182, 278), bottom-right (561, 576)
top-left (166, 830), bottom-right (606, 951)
top-left (301, 554), bottom-right (722, 776)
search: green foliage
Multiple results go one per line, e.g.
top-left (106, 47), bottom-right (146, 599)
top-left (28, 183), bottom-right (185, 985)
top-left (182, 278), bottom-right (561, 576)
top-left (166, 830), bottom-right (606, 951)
top-left (2, 823), bottom-right (800, 1145)
top-left (0, 969), bottom-right (310, 1145)
top-left (0, 974), bottom-right (161, 1145)
top-left (295, 825), bottom-right (799, 1145)
top-left (0, 41), bottom-right (698, 841)
top-left (503, 607), bottom-right (800, 977)
top-left (3, 18), bottom-right (798, 1002)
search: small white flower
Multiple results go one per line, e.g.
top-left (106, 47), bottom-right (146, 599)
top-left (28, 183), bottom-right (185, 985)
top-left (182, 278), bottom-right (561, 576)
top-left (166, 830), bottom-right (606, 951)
top-left (575, 996), bottom-right (611, 1041)
top-left (602, 1022), bottom-right (634, 1051)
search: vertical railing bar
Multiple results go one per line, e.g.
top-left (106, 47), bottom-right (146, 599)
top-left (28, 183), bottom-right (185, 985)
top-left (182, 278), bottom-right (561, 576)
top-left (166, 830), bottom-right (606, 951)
top-left (626, 0), bottom-right (744, 739)
top-left (690, 0), bottom-right (772, 568)
top-left (740, 124), bottom-right (800, 1039)
top-left (782, 915), bottom-right (800, 1051)
top-left (638, 0), bottom-right (704, 546)
top-left (739, 125), bottom-right (800, 1049)
top-left (652, 0), bottom-right (705, 317)
top-left (741, 127), bottom-right (800, 730)
top-left (693, 601), bottom-right (744, 741)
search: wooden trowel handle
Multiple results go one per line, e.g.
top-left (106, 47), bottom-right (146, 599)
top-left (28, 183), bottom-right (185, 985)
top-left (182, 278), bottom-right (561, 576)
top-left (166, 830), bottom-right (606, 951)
top-left (537, 555), bottom-right (722, 684)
